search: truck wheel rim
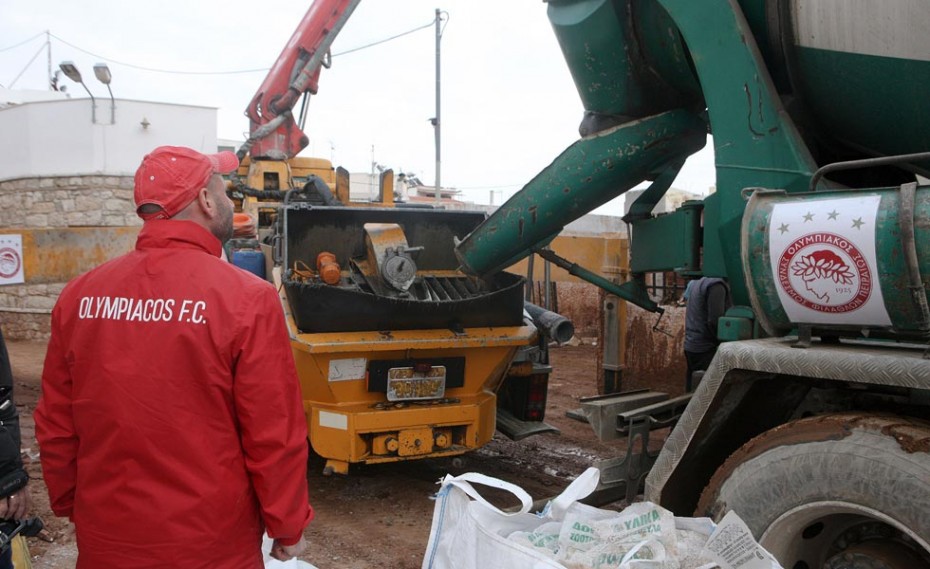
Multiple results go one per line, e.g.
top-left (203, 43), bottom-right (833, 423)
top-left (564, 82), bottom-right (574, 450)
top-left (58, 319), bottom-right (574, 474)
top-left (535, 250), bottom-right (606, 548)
top-left (760, 501), bottom-right (930, 569)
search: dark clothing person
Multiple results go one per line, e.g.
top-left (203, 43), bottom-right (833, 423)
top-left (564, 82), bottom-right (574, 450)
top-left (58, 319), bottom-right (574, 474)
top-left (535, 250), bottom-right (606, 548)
top-left (0, 328), bottom-right (24, 491)
top-left (684, 277), bottom-right (732, 391)
top-left (0, 327), bottom-right (30, 569)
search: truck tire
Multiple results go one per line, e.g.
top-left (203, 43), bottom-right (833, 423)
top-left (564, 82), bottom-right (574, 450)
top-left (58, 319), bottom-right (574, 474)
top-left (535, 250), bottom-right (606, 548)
top-left (696, 414), bottom-right (930, 569)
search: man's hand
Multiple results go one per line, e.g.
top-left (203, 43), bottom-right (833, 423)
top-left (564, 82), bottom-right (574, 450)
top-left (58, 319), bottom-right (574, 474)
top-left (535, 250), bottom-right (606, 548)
top-left (0, 486), bottom-right (30, 521)
top-left (271, 535), bottom-right (307, 561)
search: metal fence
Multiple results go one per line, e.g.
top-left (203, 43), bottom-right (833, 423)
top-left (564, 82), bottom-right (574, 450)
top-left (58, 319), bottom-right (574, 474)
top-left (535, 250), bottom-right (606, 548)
top-left (645, 272), bottom-right (690, 306)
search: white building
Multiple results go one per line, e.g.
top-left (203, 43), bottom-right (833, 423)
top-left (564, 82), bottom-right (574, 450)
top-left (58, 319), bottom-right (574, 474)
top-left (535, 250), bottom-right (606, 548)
top-left (0, 88), bottom-right (220, 179)
top-left (0, 89), bottom-right (222, 339)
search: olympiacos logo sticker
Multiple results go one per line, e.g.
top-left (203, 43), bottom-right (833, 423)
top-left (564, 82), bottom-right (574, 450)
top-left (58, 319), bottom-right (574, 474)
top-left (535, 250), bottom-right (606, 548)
top-left (0, 248), bottom-right (20, 280)
top-left (777, 233), bottom-right (871, 313)
top-left (0, 234), bottom-right (25, 285)
top-left (768, 195), bottom-right (890, 327)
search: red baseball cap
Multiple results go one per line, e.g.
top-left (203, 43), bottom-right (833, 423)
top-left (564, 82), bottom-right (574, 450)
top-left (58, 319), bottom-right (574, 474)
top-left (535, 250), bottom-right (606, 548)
top-left (133, 146), bottom-right (239, 220)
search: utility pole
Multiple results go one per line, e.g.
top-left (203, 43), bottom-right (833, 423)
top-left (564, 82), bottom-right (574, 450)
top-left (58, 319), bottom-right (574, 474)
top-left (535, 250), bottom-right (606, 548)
top-left (370, 144), bottom-right (376, 201)
top-left (46, 31), bottom-right (52, 90)
top-left (433, 8), bottom-right (443, 204)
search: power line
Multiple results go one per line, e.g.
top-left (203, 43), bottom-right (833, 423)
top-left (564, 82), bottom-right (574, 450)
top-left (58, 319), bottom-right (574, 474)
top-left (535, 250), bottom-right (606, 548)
top-left (38, 20), bottom-right (433, 77)
top-left (49, 33), bottom-right (267, 75)
top-left (0, 31), bottom-right (45, 53)
top-left (9, 42), bottom-right (47, 88)
top-left (332, 21), bottom-right (433, 57)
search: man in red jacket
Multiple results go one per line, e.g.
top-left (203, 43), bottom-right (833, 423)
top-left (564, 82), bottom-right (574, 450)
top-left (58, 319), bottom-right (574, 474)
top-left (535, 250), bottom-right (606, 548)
top-left (35, 146), bottom-right (313, 568)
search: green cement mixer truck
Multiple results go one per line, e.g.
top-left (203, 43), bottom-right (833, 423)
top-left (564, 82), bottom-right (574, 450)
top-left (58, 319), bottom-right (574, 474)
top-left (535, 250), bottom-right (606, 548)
top-left (455, 1), bottom-right (930, 567)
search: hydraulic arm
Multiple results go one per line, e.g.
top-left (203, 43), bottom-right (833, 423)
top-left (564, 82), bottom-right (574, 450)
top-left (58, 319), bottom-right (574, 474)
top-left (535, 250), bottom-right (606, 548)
top-left (242, 0), bottom-right (360, 160)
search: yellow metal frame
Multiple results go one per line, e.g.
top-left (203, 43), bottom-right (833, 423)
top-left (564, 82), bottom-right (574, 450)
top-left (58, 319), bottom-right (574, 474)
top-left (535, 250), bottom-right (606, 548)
top-left (238, 155), bottom-right (337, 190)
top-left (275, 268), bottom-right (535, 472)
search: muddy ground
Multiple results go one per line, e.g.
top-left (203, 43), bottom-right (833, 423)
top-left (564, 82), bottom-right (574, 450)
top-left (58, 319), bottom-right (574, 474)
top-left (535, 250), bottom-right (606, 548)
top-left (7, 341), bottom-right (680, 568)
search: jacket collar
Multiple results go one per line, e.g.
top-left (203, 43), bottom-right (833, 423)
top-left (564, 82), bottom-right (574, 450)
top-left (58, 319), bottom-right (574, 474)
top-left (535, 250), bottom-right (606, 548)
top-left (136, 220), bottom-right (223, 258)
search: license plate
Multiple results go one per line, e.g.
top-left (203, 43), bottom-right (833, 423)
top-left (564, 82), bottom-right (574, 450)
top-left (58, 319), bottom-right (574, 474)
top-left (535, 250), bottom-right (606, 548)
top-left (386, 366), bottom-right (446, 401)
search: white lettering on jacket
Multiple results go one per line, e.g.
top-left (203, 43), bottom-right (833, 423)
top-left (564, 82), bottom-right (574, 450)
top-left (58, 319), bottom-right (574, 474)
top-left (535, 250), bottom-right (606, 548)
top-left (76, 297), bottom-right (202, 324)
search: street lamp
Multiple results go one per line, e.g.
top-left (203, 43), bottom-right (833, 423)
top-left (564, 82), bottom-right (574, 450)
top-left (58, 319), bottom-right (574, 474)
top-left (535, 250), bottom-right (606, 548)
top-left (58, 61), bottom-right (82, 83)
top-left (59, 61), bottom-right (96, 123)
top-left (58, 61), bottom-right (115, 124)
top-left (93, 63), bottom-right (115, 124)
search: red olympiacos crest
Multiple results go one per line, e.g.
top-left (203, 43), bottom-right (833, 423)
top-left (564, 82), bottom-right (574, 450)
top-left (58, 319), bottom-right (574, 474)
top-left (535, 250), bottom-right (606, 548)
top-left (777, 232), bottom-right (872, 314)
top-left (0, 247), bottom-right (21, 280)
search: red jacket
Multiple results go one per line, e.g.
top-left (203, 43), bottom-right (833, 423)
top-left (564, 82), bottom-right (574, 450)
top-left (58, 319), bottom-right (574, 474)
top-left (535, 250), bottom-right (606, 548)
top-left (36, 220), bottom-right (312, 568)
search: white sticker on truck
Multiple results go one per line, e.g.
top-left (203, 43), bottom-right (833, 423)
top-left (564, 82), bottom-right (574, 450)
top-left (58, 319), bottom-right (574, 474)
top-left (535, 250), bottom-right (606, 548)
top-left (318, 410), bottom-right (348, 430)
top-left (328, 358), bottom-right (367, 382)
top-left (768, 195), bottom-right (891, 327)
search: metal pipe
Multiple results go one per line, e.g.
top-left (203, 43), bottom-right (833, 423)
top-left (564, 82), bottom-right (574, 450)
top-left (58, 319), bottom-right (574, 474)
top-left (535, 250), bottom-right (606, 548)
top-left (236, 113), bottom-right (290, 160)
top-left (83, 84), bottom-right (97, 124)
top-left (104, 83), bottom-right (115, 125)
top-left (543, 251), bottom-right (552, 310)
top-left (525, 253), bottom-right (535, 303)
top-left (809, 151), bottom-right (930, 191)
top-left (535, 248), bottom-right (662, 314)
top-left (524, 302), bottom-right (574, 344)
top-left (455, 109), bottom-right (706, 277)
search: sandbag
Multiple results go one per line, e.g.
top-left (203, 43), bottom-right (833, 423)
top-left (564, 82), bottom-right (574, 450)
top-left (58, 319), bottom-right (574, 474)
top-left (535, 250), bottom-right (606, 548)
top-left (421, 469), bottom-right (784, 569)
top-left (422, 469), bottom-right (599, 569)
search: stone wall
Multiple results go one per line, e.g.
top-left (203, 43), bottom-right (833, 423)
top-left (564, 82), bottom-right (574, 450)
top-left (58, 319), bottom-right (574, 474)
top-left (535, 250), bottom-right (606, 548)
top-left (0, 176), bottom-right (140, 229)
top-left (0, 175), bottom-right (139, 340)
top-left (1, 308), bottom-right (53, 341)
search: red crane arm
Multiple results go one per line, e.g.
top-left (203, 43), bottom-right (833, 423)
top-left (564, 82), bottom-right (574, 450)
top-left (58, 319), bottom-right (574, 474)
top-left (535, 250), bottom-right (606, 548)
top-left (244, 0), bottom-right (360, 159)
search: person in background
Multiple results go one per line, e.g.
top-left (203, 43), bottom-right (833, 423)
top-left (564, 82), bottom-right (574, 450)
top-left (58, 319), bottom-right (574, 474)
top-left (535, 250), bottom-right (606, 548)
top-left (0, 327), bottom-right (30, 569)
top-left (683, 277), bottom-right (732, 392)
top-left (36, 146), bottom-right (312, 568)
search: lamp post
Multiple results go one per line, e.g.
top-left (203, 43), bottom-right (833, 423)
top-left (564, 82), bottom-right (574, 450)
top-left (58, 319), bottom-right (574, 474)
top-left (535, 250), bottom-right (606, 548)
top-left (59, 61), bottom-right (115, 124)
top-left (59, 61), bottom-right (96, 123)
top-left (93, 63), bottom-right (115, 125)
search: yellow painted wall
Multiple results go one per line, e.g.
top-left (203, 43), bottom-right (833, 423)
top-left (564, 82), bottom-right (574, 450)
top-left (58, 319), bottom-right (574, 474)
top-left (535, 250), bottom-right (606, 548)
top-left (507, 233), bottom-right (627, 283)
top-left (0, 227), bottom-right (139, 284)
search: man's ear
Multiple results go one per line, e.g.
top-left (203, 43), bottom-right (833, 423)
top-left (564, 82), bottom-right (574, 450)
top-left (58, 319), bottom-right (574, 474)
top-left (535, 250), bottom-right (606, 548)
top-left (196, 187), bottom-right (215, 218)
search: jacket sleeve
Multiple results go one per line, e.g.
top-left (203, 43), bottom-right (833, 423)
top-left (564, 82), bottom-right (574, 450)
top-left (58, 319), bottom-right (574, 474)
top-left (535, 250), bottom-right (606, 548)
top-left (34, 304), bottom-right (78, 518)
top-left (0, 328), bottom-right (26, 493)
top-left (232, 285), bottom-right (312, 545)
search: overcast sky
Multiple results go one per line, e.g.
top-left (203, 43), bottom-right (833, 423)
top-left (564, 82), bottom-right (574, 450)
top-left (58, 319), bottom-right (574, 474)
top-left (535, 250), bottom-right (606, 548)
top-left (0, 0), bottom-right (715, 215)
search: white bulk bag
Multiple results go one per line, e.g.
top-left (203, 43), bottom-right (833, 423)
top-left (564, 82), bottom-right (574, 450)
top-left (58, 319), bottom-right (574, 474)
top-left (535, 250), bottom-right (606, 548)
top-left (421, 469), bottom-right (600, 569)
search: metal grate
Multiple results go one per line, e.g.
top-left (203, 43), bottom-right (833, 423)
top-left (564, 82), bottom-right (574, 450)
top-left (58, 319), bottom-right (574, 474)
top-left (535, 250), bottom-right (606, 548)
top-left (413, 276), bottom-right (483, 302)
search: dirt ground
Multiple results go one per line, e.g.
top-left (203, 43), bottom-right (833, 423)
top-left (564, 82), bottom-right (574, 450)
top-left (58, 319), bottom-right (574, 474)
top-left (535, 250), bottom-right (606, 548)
top-left (7, 341), bottom-right (679, 568)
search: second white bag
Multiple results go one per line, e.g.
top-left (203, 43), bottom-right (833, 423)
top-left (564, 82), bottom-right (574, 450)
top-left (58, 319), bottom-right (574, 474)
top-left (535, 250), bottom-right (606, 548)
top-left (421, 469), bottom-right (601, 569)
